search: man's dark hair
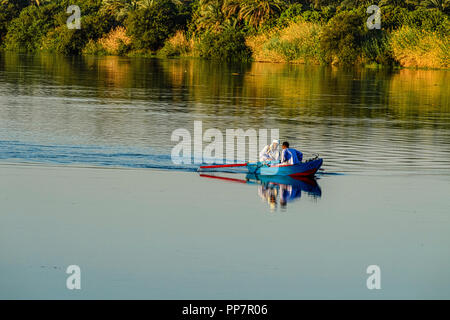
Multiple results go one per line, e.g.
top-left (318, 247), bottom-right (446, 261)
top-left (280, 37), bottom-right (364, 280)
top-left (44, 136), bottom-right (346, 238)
top-left (282, 141), bottom-right (289, 148)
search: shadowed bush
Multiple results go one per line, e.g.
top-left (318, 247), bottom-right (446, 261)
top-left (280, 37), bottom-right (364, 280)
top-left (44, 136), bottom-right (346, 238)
top-left (4, 3), bottom-right (61, 52)
top-left (126, 0), bottom-right (178, 52)
top-left (41, 10), bottom-right (115, 55)
top-left (320, 10), bottom-right (367, 65)
top-left (361, 31), bottom-right (394, 65)
top-left (196, 27), bottom-right (252, 62)
top-left (0, 1), bottom-right (25, 44)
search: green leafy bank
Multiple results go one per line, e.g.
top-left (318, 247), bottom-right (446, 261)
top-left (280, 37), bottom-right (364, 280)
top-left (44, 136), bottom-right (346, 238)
top-left (0, 0), bottom-right (449, 68)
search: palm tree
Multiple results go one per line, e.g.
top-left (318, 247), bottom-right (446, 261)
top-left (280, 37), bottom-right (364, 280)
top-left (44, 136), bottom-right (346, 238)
top-left (339, 0), bottom-right (373, 9)
top-left (30, 0), bottom-right (51, 6)
top-left (238, 0), bottom-right (285, 28)
top-left (222, 0), bottom-right (240, 19)
top-left (27, 0), bottom-right (51, 6)
top-left (421, 0), bottom-right (449, 12)
top-left (101, 0), bottom-right (142, 21)
top-left (136, 0), bottom-right (159, 9)
top-left (101, 0), bottom-right (137, 12)
top-left (195, 0), bottom-right (226, 32)
top-left (135, 0), bottom-right (183, 9)
top-left (379, 0), bottom-right (409, 6)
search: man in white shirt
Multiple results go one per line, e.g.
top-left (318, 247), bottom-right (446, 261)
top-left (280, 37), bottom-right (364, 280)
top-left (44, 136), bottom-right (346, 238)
top-left (259, 140), bottom-right (280, 162)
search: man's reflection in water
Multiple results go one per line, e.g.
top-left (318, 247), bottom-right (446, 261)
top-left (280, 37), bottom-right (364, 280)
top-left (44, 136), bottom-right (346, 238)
top-left (258, 182), bottom-right (279, 211)
top-left (279, 183), bottom-right (301, 210)
top-left (250, 175), bottom-right (321, 212)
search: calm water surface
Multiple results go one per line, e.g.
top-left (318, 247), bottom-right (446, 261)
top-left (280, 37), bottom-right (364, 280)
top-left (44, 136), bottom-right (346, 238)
top-left (0, 53), bottom-right (449, 298)
top-left (1, 53), bottom-right (449, 174)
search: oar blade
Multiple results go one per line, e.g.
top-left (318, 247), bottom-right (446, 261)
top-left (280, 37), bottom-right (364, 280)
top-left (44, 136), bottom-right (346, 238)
top-left (197, 163), bottom-right (248, 173)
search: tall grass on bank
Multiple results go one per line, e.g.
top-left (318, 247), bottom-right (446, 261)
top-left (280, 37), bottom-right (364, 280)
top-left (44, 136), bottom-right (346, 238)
top-left (390, 26), bottom-right (449, 69)
top-left (158, 31), bottom-right (193, 58)
top-left (247, 21), bottom-right (323, 64)
top-left (83, 27), bottom-right (131, 55)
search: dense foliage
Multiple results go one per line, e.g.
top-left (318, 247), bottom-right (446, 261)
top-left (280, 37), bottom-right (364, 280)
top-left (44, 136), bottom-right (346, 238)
top-left (126, 0), bottom-right (178, 51)
top-left (321, 10), bottom-right (367, 64)
top-left (197, 27), bottom-right (252, 61)
top-left (0, 0), bottom-right (448, 67)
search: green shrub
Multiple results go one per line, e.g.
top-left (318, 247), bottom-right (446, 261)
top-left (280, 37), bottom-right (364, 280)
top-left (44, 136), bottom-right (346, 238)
top-left (320, 6), bottom-right (337, 22)
top-left (174, 0), bottom-right (194, 31)
top-left (0, 2), bottom-right (23, 44)
top-left (277, 5), bottom-right (336, 27)
top-left (4, 4), bottom-right (61, 52)
top-left (3, 0), bottom-right (113, 54)
top-left (380, 5), bottom-right (448, 34)
top-left (320, 10), bottom-right (367, 65)
top-left (41, 7), bottom-right (115, 54)
top-left (404, 8), bottom-right (449, 35)
top-left (41, 24), bottom-right (96, 55)
top-left (196, 28), bottom-right (252, 62)
top-left (380, 5), bottom-right (409, 30)
top-left (361, 31), bottom-right (394, 65)
top-left (117, 39), bottom-right (131, 55)
top-left (301, 8), bottom-right (335, 24)
top-left (126, 0), bottom-right (178, 52)
top-left (82, 39), bottom-right (107, 55)
top-left (277, 4), bottom-right (304, 27)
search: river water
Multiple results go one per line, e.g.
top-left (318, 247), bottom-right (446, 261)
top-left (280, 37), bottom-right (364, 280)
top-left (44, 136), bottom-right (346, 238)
top-left (0, 53), bottom-right (449, 299)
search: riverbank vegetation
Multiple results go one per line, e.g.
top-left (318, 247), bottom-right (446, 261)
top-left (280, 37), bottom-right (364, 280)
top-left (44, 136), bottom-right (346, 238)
top-left (0, 0), bottom-right (449, 68)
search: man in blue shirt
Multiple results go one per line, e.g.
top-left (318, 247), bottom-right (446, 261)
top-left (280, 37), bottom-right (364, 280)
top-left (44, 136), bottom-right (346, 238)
top-left (280, 141), bottom-right (303, 165)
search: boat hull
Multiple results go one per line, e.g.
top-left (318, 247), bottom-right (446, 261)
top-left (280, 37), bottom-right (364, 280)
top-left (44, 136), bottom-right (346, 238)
top-left (248, 159), bottom-right (323, 177)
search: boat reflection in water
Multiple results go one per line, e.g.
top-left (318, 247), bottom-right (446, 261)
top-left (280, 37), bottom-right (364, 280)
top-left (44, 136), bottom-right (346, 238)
top-left (199, 173), bottom-right (322, 212)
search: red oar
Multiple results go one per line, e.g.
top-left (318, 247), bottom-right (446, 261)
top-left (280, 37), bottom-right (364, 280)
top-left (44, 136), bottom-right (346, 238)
top-left (199, 174), bottom-right (248, 184)
top-left (198, 163), bottom-right (248, 169)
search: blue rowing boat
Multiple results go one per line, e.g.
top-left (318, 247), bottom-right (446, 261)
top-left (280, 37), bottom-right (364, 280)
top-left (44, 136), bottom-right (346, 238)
top-left (198, 158), bottom-right (323, 177)
top-left (247, 158), bottom-right (323, 177)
